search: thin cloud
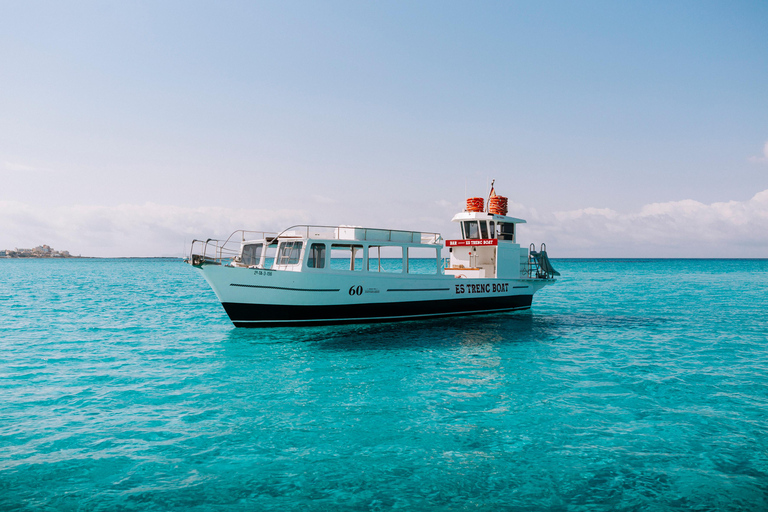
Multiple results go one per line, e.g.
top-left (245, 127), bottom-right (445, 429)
top-left (1, 191), bottom-right (767, 257)
top-left (748, 141), bottom-right (768, 163)
top-left (524, 189), bottom-right (768, 257)
top-left (0, 202), bottom-right (310, 257)
top-left (311, 195), bottom-right (337, 205)
top-left (3, 161), bottom-right (57, 173)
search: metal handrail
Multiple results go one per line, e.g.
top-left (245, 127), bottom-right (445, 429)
top-left (526, 242), bottom-right (556, 279)
top-left (272, 224), bottom-right (443, 245)
top-left (188, 225), bottom-right (443, 265)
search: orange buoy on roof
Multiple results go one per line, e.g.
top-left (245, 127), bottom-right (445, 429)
top-left (466, 197), bottom-right (484, 212)
top-left (489, 195), bottom-right (508, 216)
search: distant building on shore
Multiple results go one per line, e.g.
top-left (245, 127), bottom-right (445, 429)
top-left (3, 245), bottom-right (78, 258)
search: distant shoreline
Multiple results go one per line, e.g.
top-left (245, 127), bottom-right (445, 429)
top-left (1, 255), bottom-right (85, 259)
top-left (1, 255), bottom-right (86, 259)
top-left (3, 245), bottom-right (79, 259)
top-left (1, 256), bottom-right (765, 261)
top-left (0, 255), bottom-right (181, 260)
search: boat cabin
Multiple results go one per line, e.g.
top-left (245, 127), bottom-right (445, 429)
top-left (444, 211), bottom-right (528, 279)
top-left (231, 226), bottom-right (445, 276)
top-left (189, 189), bottom-right (557, 283)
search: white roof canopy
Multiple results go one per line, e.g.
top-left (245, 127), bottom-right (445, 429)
top-left (451, 211), bottom-right (526, 224)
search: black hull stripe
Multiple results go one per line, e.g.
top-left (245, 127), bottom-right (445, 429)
top-left (230, 284), bottom-right (340, 292)
top-left (386, 288), bottom-right (451, 292)
top-left (222, 295), bottom-right (533, 327)
top-left (232, 307), bottom-right (530, 327)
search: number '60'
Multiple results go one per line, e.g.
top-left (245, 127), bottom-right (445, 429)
top-left (348, 285), bottom-right (363, 296)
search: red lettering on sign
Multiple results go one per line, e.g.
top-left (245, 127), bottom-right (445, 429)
top-left (446, 239), bottom-right (498, 247)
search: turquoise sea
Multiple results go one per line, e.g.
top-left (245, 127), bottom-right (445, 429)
top-left (1, 258), bottom-right (767, 511)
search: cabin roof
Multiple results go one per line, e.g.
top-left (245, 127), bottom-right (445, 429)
top-left (239, 224), bottom-right (443, 246)
top-left (451, 211), bottom-right (527, 224)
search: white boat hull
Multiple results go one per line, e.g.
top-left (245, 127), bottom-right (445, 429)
top-left (197, 264), bottom-right (551, 327)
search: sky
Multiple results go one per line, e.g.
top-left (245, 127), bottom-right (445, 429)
top-left (1, 0), bottom-right (767, 257)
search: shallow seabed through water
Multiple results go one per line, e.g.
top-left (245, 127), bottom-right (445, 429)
top-left (1, 258), bottom-right (767, 511)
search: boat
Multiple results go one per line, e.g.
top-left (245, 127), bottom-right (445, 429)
top-left (186, 186), bottom-right (559, 327)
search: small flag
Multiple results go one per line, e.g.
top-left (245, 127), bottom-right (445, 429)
top-left (488, 179), bottom-right (496, 214)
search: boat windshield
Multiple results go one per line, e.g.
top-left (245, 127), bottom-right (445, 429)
top-left (241, 243), bottom-right (263, 266)
top-left (462, 221), bottom-right (480, 239)
top-left (277, 241), bottom-right (303, 266)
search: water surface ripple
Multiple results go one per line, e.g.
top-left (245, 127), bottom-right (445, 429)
top-left (1, 258), bottom-right (767, 510)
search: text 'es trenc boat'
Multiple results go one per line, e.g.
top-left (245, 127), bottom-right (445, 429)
top-left (187, 184), bottom-right (559, 327)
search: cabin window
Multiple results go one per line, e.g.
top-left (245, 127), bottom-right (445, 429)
top-left (489, 222), bottom-right (495, 239)
top-left (263, 243), bottom-right (277, 268)
top-left (368, 246), bottom-right (381, 272)
top-left (498, 223), bottom-right (515, 241)
top-left (241, 243), bottom-right (263, 267)
top-left (462, 221), bottom-right (480, 240)
top-left (307, 243), bottom-right (326, 269)
top-left (368, 246), bottom-right (403, 273)
top-left (407, 246), bottom-right (438, 274)
top-left (288, 242), bottom-right (303, 264)
top-left (277, 241), bottom-right (303, 266)
top-left (479, 221), bottom-right (488, 239)
top-left (331, 244), bottom-right (364, 272)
